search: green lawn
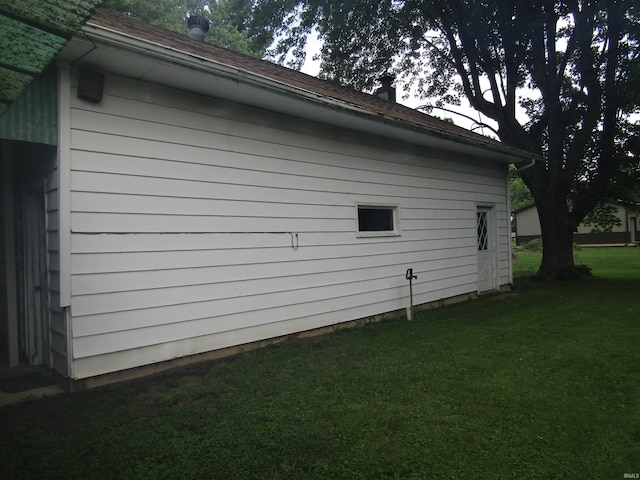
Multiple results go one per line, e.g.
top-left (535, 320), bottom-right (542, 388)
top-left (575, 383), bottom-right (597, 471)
top-left (1, 248), bottom-right (639, 479)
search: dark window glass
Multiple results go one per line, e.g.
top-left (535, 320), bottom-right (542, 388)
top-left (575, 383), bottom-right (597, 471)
top-left (358, 207), bottom-right (394, 232)
top-left (477, 211), bottom-right (488, 250)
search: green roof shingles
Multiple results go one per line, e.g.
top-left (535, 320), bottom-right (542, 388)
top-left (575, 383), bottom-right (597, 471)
top-left (1, 0), bottom-right (100, 35)
top-left (0, 16), bottom-right (68, 76)
top-left (0, 0), bottom-right (102, 115)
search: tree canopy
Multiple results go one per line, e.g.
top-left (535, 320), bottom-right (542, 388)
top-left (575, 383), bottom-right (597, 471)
top-left (510, 168), bottom-right (535, 213)
top-left (102, 0), bottom-right (275, 57)
top-left (257, 0), bottom-right (640, 279)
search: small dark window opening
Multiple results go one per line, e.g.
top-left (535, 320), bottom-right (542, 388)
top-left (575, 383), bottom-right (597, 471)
top-left (358, 206), bottom-right (395, 232)
top-left (477, 211), bottom-right (489, 250)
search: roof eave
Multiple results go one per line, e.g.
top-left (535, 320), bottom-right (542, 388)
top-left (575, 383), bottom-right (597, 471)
top-left (69, 21), bottom-right (537, 164)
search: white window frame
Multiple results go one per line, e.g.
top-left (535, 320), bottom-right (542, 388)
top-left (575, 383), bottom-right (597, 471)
top-left (355, 203), bottom-right (401, 238)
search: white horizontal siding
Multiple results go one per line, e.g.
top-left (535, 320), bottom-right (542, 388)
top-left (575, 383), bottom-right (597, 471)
top-left (70, 286), bottom-right (466, 379)
top-left (67, 72), bottom-right (510, 378)
top-left (71, 251), bottom-right (475, 297)
top-left (70, 191), bottom-right (477, 222)
top-left (70, 81), bottom-right (501, 179)
top-left (70, 214), bottom-right (473, 235)
top-left (68, 130), bottom-right (505, 197)
top-left (69, 229), bottom-right (474, 253)
top-left (69, 238), bottom-right (474, 274)
top-left (72, 258), bottom-right (478, 319)
top-left (72, 272), bottom-right (478, 361)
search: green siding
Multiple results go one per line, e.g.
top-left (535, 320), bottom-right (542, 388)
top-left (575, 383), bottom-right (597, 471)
top-left (0, 68), bottom-right (33, 105)
top-left (0, 66), bottom-right (58, 145)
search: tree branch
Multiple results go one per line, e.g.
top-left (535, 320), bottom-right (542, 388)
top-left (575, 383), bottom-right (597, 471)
top-left (573, 0), bottom-right (624, 222)
top-left (417, 104), bottom-right (500, 136)
top-left (562, 3), bottom-right (603, 187)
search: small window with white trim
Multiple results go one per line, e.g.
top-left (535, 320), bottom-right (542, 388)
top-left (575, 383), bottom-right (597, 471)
top-left (356, 204), bottom-right (400, 237)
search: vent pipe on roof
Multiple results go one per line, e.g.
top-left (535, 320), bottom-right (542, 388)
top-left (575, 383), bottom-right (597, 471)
top-left (187, 15), bottom-right (210, 42)
top-left (375, 75), bottom-right (396, 102)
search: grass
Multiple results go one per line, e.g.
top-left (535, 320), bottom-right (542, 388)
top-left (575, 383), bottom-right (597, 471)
top-left (1, 247), bottom-right (639, 479)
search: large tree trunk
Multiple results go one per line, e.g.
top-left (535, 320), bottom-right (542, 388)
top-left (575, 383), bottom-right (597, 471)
top-left (535, 199), bottom-right (582, 280)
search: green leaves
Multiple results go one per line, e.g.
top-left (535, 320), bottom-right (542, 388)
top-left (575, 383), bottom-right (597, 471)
top-left (103, 0), bottom-right (274, 57)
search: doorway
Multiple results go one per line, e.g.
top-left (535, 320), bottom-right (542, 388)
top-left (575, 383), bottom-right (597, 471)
top-left (476, 206), bottom-right (497, 293)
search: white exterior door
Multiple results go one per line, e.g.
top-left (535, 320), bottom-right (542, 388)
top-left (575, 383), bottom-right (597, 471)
top-left (476, 207), bottom-right (496, 293)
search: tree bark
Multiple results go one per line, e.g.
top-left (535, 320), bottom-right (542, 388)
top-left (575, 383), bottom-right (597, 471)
top-left (534, 198), bottom-right (581, 280)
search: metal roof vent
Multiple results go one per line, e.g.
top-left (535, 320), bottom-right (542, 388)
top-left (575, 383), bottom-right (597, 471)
top-left (187, 15), bottom-right (210, 42)
top-left (375, 75), bottom-right (396, 102)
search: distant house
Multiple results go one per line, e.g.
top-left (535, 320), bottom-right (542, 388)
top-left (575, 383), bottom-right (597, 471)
top-left (514, 203), bottom-right (639, 246)
top-left (1, 8), bottom-right (536, 389)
